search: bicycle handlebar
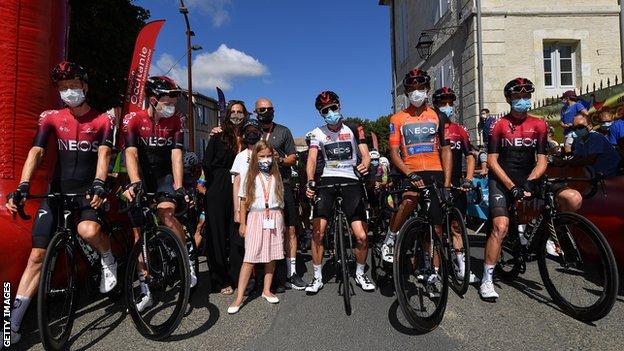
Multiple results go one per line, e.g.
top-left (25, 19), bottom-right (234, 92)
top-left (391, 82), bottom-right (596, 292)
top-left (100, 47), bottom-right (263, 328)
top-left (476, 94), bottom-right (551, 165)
top-left (14, 193), bottom-right (88, 220)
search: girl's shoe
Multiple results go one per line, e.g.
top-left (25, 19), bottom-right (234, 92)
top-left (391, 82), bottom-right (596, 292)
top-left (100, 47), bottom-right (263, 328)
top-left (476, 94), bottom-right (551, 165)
top-left (261, 294), bottom-right (279, 304)
top-left (228, 304), bottom-right (241, 314)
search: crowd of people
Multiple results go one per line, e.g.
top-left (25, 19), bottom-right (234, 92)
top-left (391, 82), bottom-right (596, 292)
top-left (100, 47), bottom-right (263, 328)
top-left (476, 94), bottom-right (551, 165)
top-left (2, 60), bottom-right (624, 348)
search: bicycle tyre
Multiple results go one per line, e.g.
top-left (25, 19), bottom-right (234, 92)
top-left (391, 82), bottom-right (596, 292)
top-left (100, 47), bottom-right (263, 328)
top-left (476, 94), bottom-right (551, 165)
top-left (38, 232), bottom-right (78, 351)
top-left (537, 212), bottom-right (619, 321)
top-left (125, 226), bottom-right (191, 340)
top-left (336, 213), bottom-right (352, 316)
top-left (184, 229), bottom-right (199, 290)
top-left (445, 207), bottom-right (470, 296)
top-left (393, 217), bottom-right (449, 332)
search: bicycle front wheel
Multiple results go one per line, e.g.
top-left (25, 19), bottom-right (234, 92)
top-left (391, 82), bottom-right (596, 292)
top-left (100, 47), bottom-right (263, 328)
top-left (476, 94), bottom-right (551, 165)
top-left (538, 212), bottom-right (618, 321)
top-left (444, 207), bottom-right (471, 296)
top-left (337, 214), bottom-right (352, 316)
top-left (393, 218), bottom-right (448, 333)
top-left (38, 232), bottom-right (78, 351)
top-left (125, 226), bottom-right (191, 340)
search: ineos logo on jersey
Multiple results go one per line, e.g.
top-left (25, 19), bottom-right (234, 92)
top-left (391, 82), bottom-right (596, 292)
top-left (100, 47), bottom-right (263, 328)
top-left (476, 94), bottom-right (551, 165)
top-left (140, 136), bottom-right (174, 147)
top-left (57, 139), bottom-right (100, 152)
top-left (450, 140), bottom-right (462, 150)
top-left (324, 141), bottom-right (353, 161)
top-left (502, 138), bottom-right (537, 147)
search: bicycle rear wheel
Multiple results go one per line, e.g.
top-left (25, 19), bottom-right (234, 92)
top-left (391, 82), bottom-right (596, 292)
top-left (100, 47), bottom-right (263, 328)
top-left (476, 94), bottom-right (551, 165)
top-left (125, 226), bottom-right (190, 340)
top-left (445, 207), bottom-right (470, 296)
top-left (337, 214), bottom-right (352, 316)
top-left (393, 218), bottom-right (448, 332)
top-left (38, 232), bottom-right (78, 351)
top-left (538, 212), bottom-right (618, 321)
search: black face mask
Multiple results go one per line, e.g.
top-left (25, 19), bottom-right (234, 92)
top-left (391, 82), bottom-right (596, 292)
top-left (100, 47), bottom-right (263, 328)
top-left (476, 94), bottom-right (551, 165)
top-left (244, 131), bottom-right (262, 146)
top-left (257, 110), bottom-right (274, 124)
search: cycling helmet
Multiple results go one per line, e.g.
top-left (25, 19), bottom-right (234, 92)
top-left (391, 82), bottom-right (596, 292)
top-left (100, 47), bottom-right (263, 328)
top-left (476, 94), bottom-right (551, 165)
top-left (503, 77), bottom-right (535, 97)
top-left (242, 118), bottom-right (261, 132)
top-left (183, 152), bottom-right (200, 168)
top-left (432, 87), bottom-right (456, 104)
top-left (315, 91), bottom-right (340, 110)
top-left (403, 68), bottom-right (431, 88)
top-left (379, 157), bottom-right (390, 167)
top-left (369, 150), bottom-right (380, 160)
top-left (146, 76), bottom-right (181, 98)
top-left (50, 61), bottom-right (88, 84)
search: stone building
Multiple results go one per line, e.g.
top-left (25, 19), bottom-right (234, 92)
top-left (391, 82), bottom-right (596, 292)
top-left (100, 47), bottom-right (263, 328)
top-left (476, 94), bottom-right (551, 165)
top-left (176, 91), bottom-right (219, 157)
top-left (380, 0), bottom-right (622, 142)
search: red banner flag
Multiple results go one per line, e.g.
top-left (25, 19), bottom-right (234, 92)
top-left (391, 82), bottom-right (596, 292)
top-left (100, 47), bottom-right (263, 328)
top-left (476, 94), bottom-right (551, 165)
top-left (123, 20), bottom-right (165, 114)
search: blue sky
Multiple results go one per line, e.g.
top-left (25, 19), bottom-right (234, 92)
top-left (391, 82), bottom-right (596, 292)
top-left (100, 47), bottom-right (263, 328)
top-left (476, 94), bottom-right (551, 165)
top-left (135, 0), bottom-right (392, 137)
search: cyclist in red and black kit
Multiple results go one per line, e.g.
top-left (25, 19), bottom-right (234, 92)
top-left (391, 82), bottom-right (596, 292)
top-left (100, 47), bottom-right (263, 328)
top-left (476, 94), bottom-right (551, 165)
top-left (122, 76), bottom-right (196, 311)
top-left (4, 62), bottom-right (117, 347)
top-left (432, 87), bottom-right (478, 284)
top-left (480, 78), bottom-right (549, 300)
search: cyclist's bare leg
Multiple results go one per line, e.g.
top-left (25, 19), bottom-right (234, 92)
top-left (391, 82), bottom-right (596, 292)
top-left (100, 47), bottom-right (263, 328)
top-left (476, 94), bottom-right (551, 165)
top-left (263, 261), bottom-right (276, 296)
top-left (311, 217), bottom-right (328, 266)
top-left (131, 227), bottom-right (147, 274)
top-left (232, 262), bottom-right (254, 307)
top-left (77, 220), bottom-right (109, 253)
top-left (555, 188), bottom-right (582, 212)
top-left (451, 220), bottom-right (464, 251)
top-left (285, 225), bottom-right (297, 260)
top-left (351, 220), bottom-right (368, 265)
top-left (388, 192), bottom-right (419, 233)
top-left (14, 248), bottom-right (46, 299)
top-left (484, 216), bottom-right (510, 266)
top-left (157, 201), bottom-right (185, 243)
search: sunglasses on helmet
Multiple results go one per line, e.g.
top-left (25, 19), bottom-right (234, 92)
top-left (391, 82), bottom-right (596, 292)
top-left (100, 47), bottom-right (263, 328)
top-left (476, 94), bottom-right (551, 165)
top-left (507, 84), bottom-right (535, 94)
top-left (320, 104), bottom-right (340, 116)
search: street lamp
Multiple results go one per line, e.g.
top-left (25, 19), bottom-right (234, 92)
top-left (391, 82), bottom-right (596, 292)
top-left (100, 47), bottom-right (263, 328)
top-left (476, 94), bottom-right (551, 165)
top-left (179, 0), bottom-right (197, 151)
top-left (415, 32), bottom-right (434, 60)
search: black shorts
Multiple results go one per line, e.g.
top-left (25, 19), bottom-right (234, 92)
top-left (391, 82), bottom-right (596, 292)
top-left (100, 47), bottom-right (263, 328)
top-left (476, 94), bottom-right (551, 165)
top-left (144, 173), bottom-right (176, 204)
top-left (398, 171), bottom-right (444, 226)
top-left (488, 179), bottom-right (512, 218)
top-left (313, 177), bottom-right (366, 223)
top-left (282, 182), bottom-right (299, 227)
top-left (32, 197), bottom-right (103, 249)
top-left (454, 191), bottom-right (468, 216)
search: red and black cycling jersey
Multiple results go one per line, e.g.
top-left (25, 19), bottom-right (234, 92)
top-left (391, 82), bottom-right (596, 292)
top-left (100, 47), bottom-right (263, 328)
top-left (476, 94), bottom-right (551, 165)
top-left (444, 122), bottom-right (472, 184)
top-left (488, 114), bottom-right (548, 185)
top-left (122, 110), bottom-right (185, 179)
top-left (33, 108), bottom-right (115, 192)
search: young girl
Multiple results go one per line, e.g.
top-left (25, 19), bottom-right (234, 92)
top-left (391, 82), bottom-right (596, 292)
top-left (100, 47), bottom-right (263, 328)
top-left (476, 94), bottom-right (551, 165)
top-left (228, 140), bottom-right (284, 314)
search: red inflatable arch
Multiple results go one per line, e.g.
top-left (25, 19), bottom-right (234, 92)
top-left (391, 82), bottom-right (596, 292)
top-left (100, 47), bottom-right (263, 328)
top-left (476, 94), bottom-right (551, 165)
top-left (0, 0), bottom-right (69, 289)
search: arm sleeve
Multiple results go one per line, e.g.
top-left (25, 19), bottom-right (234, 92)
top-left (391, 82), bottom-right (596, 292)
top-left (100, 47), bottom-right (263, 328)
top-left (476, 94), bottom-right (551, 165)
top-left (536, 120), bottom-right (548, 155)
top-left (388, 114), bottom-right (402, 146)
top-left (436, 112), bottom-right (449, 146)
top-left (33, 111), bottom-right (55, 148)
top-left (282, 127), bottom-right (296, 155)
top-left (173, 114), bottom-right (186, 150)
top-left (122, 113), bottom-right (138, 148)
top-left (99, 113), bottom-right (115, 148)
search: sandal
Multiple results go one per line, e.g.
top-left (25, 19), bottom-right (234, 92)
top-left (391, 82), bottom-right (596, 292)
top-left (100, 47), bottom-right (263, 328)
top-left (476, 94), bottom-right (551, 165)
top-left (221, 286), bottom-right (234, 295)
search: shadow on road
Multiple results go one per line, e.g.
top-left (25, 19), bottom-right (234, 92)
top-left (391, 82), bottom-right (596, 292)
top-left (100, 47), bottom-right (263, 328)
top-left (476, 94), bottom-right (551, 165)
top-left (387, 300), bottom-right (426, 336)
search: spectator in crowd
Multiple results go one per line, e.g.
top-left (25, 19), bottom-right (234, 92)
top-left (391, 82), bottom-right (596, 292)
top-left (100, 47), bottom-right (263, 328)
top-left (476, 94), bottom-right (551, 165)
top-left (472, 145), bottom-right (488, 176)
top-left (560, 90), bottom-right (588, 153)
top-left (596, 107), bottom-right (624, 158)
top-left (478, 108), bottom-right (495, 145)
top-left (556, 114), bottom-right (621, 178)
top-left (547, 126), bottom-right (560, 154)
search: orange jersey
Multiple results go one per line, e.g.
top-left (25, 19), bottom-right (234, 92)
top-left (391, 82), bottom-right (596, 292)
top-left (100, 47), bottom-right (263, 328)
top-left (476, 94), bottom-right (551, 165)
top-left (389, 105), bottom-right (446, 172)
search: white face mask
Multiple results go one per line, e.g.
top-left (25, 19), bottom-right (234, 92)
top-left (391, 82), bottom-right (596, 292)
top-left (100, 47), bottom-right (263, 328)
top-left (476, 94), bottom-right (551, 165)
top-left (60, 88), bottom-right (85, 107)
top-left (408, 89), bottom-right (427, 107)
top-left (157, 104), bottom-right (176, 118)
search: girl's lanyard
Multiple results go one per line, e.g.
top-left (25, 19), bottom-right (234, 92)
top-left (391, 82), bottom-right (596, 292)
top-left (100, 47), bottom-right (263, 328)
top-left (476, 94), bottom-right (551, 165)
top-left (258, 174), bottom-right (275, 229)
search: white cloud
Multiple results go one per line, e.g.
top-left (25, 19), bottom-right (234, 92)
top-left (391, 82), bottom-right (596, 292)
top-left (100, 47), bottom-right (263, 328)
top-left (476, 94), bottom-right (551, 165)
top-left (187, 0), bottom-right (232, 27)
top-left (152, 44), bottom-right (269, 91)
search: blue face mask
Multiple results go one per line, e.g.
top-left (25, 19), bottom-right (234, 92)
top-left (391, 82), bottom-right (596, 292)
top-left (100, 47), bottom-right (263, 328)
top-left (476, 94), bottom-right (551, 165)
top-left (511, 98), bottom-right (532, 113)
top-left (439, 106), bottom-right (454, 119)
top-left (572, 127), bottom-right (589, 139)
top-left (323, 110), bottom-right (343, 126)
top-left (601, 121), bottom-right (613, 128)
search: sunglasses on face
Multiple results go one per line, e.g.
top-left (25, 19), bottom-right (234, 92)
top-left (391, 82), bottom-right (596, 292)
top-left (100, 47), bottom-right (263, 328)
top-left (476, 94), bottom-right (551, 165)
top-left (404, 76), bottom-right (429, 87)
top-left (255, 107), bottom-right (274, 114)
top-left (320, 104), bottom-right (340, 116)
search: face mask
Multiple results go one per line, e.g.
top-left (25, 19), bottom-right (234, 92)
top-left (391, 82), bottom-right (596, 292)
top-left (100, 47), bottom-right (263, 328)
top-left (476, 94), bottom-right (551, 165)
top-left (60, 88), bottom-right (85, 107)
top-left (511, 98), bottom-right (532, 113)
top-left (572, 127), bottom-right (589, 139)
top-left (244, 131), bottom-right (261, 146)
top-left (601, 121), bottom-right (613, 128)
top-left (323, 110), bottom-right (343, 126)
top-left (439, 106), bottom-right (454, 119)
top-left (230, 112), bottom-right (245, 125)
top-left (258, 157), bottom-right (272, 173)
top-left (257, 110), bottom-right (274, 124)
top-left (408, 90), bottom-right (427, 107)
top-left (157, 104), bottom-right (176, 118)
top-left (371, 160), bottom-right (379, 168)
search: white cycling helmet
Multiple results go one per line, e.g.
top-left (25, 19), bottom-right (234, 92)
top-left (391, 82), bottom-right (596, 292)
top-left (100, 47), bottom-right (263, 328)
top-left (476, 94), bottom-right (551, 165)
top-left (379, 157), bottom-right (390, 167)
top-left (369, 150), bottom-right (380, 160)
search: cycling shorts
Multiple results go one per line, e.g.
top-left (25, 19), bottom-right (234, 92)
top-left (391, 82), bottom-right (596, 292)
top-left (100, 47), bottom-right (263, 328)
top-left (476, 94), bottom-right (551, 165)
top-left (397, 171), bottom-right (444, 226)
top-left (313, 177), bottom-right (366, 223)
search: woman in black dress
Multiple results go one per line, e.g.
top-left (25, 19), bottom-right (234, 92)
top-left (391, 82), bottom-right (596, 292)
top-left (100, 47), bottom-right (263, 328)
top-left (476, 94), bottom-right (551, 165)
top-left (203, 100), bottom-right (248, 294)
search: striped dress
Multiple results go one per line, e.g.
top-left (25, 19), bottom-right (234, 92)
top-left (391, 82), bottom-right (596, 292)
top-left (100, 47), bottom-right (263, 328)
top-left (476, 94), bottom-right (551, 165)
top-left (244, 208), bottom-right (285, 263)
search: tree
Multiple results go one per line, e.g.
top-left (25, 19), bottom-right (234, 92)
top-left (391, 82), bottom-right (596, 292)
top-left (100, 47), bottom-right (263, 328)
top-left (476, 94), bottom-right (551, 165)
top-left (344, 115), bottom-right (392, 156)
top-left (68, 0), bottom-right (150, 111)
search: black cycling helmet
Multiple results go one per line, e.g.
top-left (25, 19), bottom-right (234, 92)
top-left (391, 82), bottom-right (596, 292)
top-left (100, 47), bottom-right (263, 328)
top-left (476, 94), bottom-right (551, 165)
top-left (503, 77), bottom-right (535, 97)
top-left (146, 76), bottom-right (181, 99)
top-left (403, 68), bottom-right (431, 88)
top-left (50, 61), bottom-right (88, 84)
top-left (432, 87), bottom-right (456, 104)
top-left (242, 118), bottom-right (261, 132)
top-left (315, 91), bottom-right (340, 110)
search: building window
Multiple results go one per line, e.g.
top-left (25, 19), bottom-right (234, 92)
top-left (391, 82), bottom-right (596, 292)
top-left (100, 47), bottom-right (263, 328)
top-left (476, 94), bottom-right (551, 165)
top-left (433, 53), bottom-right (453, 90)
top-left (396, 0), bottom-right (408, 64)
top-left (195, 105), bottom-right (203, 125)
top-left (543, 43), bottom-right (576, 89)
top-left (435, 0), bottom-right (450, 23)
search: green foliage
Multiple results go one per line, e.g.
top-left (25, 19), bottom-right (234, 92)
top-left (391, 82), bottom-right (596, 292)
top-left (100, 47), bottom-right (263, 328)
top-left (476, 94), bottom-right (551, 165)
top-left (68, 0), bottom-right (150, 111)
top-left (344, 115), bottom-right (392, 156)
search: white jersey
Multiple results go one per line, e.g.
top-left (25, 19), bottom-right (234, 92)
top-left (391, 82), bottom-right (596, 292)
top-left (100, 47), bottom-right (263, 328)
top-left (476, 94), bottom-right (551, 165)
top-left (309, 123), bottom-right (363, 180)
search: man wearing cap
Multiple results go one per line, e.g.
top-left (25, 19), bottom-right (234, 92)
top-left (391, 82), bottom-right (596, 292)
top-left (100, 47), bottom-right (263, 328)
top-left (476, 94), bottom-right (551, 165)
top-left (560, 90), bottom-right (588, 153)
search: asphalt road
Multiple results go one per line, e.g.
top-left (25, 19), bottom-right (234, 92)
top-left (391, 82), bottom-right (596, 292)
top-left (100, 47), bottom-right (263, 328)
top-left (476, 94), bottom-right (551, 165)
top-left (11, 234), bottom-right (624, 351)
